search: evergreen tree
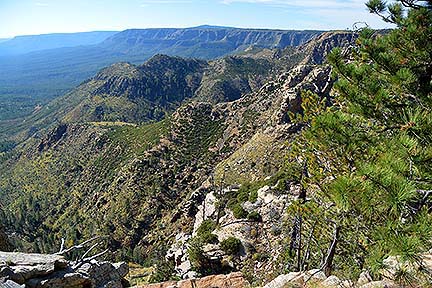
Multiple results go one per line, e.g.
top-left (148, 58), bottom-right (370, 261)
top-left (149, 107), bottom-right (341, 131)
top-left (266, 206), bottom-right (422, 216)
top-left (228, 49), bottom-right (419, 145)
top-left (287, 0), bottom-right (432, 283)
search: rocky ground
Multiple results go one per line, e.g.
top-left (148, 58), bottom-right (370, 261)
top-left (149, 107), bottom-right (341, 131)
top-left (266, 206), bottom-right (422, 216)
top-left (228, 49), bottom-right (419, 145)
top-left (0, 252), bottom-right (128, 288)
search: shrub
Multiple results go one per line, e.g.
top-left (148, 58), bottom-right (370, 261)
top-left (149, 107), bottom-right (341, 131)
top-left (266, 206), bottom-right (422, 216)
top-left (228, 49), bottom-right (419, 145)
top-left (196, 219), bottom-right (218, 243)
top-left (237, 183), bottom-right (251, 202)
top-left (187, 239), bottom-right (210, 272)
top-left (203, 233), bottom-right (219, 244)
top-left (231, 203), bottom-right (247, 219)
top-left (220, 237), bottom-right (242, 256)
top-left (247, 211), bottom-right (262, 222)
top-left (248, 189), bottom-right (258, 203)
top-left (149, 260), bottom-right (176, 283)
top-left (252, 252), bottom-right (270, 262)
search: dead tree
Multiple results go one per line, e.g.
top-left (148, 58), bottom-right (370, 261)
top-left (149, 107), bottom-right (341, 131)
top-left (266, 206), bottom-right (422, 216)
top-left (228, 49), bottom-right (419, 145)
top-left (56, 236), bottom-right (109, 268)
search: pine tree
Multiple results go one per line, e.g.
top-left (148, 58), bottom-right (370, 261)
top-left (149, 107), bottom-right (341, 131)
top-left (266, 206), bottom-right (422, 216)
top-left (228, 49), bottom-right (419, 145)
top-left (286, 0), bottom-right (432, 283)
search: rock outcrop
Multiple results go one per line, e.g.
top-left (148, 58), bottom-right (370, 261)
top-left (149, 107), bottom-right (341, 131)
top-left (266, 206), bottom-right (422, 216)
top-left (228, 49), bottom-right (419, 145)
top-left (0, 252), bottom-right (128, 288)
top-left (134, 272), bottom-right (248, 288)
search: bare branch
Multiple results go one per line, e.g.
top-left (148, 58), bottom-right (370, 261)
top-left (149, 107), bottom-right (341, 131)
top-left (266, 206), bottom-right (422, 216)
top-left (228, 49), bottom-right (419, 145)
top-left (80, 242), bottom-right (102, 261)
top-left (55, 236), bottom-right (102, 255)
top-left (58, 238), bottom-right (65, 254)
top-left (72, 249), bottom-right (110, 269)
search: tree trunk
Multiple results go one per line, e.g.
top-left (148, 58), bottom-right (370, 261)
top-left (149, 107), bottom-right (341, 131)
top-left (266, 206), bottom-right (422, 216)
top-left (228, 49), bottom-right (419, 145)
top-left (296, 216), bottom-right (303, 271)
top-left (323, 225), bottom-right (341, 277)
top-left (302, 220), bottom-right (318, 271)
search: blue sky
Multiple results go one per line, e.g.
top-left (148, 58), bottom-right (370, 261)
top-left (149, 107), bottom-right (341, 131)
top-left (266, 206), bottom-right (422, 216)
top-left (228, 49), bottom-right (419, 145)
top-left (0, 0), bottom-right (393, 38)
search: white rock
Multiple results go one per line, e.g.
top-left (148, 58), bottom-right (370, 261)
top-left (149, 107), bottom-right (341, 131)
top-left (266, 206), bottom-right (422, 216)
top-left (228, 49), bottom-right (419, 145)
top-left (359, 280), bottom-right (396, 288)
top-left (357, 271), bottom-right (372, 286)
top-left (322, 275), bottom-right (342, 287)
top-left (2, 280), bottom-right (25, 288)
top-left (263, 272), bottom-right (302, 288)
top-left (257, 186), bottom-right (272, 204)
top-left (305, 269), bottom-right (327, 281)
top-left (176, 260), bottom-right (191, 276)
top-left (183, 270), bottom-right (199, 280)
top-left (193, 192), bottom-right (218, 234)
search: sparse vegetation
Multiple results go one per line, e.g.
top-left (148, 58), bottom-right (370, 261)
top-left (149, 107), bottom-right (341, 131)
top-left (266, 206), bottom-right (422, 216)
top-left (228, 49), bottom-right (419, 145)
top-left (230, 203), bottom-right (248, 219)
top-left (220, 237), bottom-right (242, 256)
top-left (196, 220), bottom-right (219, 244)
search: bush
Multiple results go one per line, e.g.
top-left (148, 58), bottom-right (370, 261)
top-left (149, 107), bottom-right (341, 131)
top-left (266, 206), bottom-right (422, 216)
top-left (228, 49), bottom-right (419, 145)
top-left (196, 219), bottom-right (218, 243)
top-left (237, 183), bottom-right (251, 202)
top-left (247, 211), bottom-right (262, 222)
top-left (149, 260), bottom-right (177, 283)
top-left (220, 237), bottom-right (242, 256)
top-left (252, 252), bottom-right (270, 262)
top-left (203, 233), bottom-right (219, 244)
top-left (187, 239), bottom-right (210, 272)
top-left (248, 189), bottom-right (258, 203)
top-left (231, 203), bottom-right (247, 219)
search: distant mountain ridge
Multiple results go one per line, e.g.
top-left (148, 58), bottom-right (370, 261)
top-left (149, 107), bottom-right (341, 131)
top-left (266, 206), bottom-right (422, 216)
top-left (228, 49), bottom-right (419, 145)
top-left (0, 27), bottom-right (325, 123)
top-left (0, 31), bottom-right (117, 56)
top-left (100, 27), bottom-right (324, 59)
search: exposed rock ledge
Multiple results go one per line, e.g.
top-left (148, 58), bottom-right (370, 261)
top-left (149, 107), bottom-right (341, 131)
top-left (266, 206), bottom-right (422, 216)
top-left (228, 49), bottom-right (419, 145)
top-left (135, 272), bottom-right (249, 288)
top-left (0, 252), bottom-right (128, 288)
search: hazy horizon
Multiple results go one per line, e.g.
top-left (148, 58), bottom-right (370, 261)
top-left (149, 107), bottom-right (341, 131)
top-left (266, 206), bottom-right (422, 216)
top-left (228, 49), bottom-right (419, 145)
top-left (2, 25), bottom-right (332, 39)
top-left (1, 0), bottom-right (395, 39)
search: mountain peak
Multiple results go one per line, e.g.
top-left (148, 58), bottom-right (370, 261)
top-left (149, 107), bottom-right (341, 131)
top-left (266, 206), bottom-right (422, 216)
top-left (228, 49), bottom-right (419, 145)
top-left (94, 62), bottom-right (141, 81)
top-left (191, 25), bottom-right (234, 29)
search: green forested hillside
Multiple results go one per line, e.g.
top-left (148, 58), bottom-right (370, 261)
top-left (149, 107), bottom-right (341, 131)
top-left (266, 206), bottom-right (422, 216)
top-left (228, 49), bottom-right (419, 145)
top-left (0, 33), bottom-right (344, 281)
top-left (0, 1), bottom-right (430, 286)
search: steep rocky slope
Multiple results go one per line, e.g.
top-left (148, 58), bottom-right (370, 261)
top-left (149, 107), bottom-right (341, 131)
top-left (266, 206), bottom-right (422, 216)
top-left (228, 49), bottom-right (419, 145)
top-left (0, 32), bottom-right (355, 285)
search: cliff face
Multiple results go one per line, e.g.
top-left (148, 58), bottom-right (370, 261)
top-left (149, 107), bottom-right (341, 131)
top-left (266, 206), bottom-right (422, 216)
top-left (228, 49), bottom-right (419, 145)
top-left (100, 27), bottom-right (324, 59)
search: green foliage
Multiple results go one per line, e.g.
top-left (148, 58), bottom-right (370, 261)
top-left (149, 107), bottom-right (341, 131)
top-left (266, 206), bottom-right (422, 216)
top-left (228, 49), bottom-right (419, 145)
top-left (187, 237), bottom-right (217, 275)
top-left (149, 260), bottom-right (178, 283)
top-left (237, 181), bottom-right (264, 203)
top-left (0, 140), bottom-right (15, 153)
top-left (252, 252), bottom-right (270, 262)
top-left (231, 203), bottom-right (248, 219)
top-left (223, 180), bottom-right (267, 219)
top-left (196, 220), bottom-right (219, 244)
top-left (247, 211), bottom-right (262, 222)
top-left (248, 189), bottom-right (258, 203)
top-left (220, 237), bottom-right (242, 256)
top-left (284, 0), bottom-right (432, 281)
top-left (107, 119), bottom-right (169, 156)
